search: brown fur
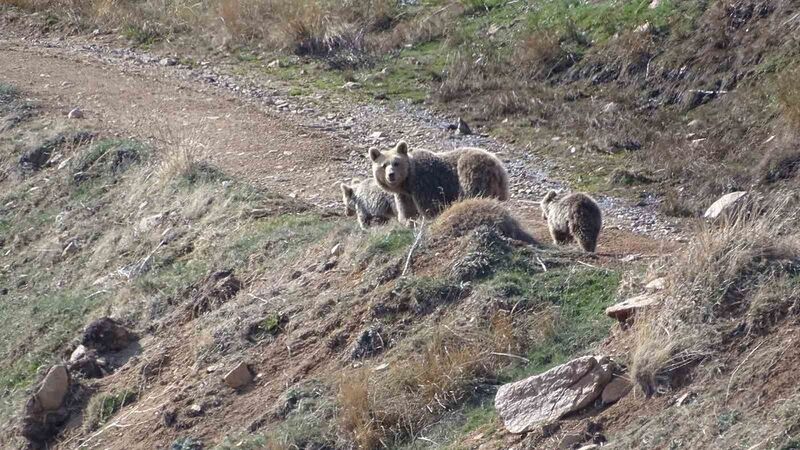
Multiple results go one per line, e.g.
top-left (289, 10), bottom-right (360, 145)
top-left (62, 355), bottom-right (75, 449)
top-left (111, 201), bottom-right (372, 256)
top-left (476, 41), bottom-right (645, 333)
top-left (432, 198), bottom-right (536, 244)
top-left (341, 179), bottom-right (397, 229)
top-left (369, 141), bottom-right (509, 226)
top-left (540, 190), bottom-right (602, 252)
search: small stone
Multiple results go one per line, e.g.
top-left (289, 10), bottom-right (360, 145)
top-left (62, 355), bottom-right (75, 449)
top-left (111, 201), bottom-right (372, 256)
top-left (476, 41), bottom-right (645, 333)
top-left (330, 243), bottom-right (343, 257)
top-left (634, 22), bottom-right (651, 33)
top-left (644, 277), bottom-right (666, 292)
top-left (92, 29), bottom-right (100, 36)
top-left (186, 403), bottom-right (203, 417)
top-left (648, 0), bottom-right (661, 8)
top-left (601, 376), bottom-right (632, 404)
top-left (69, 345), bottom-right (87, 363)
top-left (456, 117), bottom-right (472, 135)
top-left (577, 446), bottom-right (600, 450)
top-left (703, 191), bottom-right (748, 220)
top-left (370, 131), bottom-right (385, 140)
top-left (342, 81), bottom-right (361, 90)
top-left (67, 108), bottom-right (83, 119)
top-left (605, 294), bottom-right (661, 322)
top-left (267, 59), bottom-right (282, 68)
top-left (223, 362), bottom-right (253, 389)
top-left (159, 57), bottom-right (177, 67)
top-left (36, 365), bottom-right (70, 411)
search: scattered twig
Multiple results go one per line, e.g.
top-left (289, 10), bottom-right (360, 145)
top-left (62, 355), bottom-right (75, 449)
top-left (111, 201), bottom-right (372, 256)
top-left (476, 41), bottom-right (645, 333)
top-left (536, 256), bottom-right (547, 272)
top-left (725, 340), bottom-right (766, 403)
top-left (490, 352), bottom-right (530, 363)
top-left (402, 218), bottom-right (426, 277)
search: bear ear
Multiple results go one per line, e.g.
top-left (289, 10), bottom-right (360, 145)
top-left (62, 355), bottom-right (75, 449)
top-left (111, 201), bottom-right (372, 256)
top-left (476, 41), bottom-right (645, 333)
top-left (341, 183), bottom-right (354, 198)
top-left (543, 190), bottom-right (557, 203)
top-left (368, 147), bottom-right (381, 162)
top-left (395, 141), bottom-right (409, 155)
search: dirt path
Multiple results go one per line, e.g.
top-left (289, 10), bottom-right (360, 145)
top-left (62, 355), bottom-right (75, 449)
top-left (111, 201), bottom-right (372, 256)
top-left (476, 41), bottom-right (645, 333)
top-left (0, 33), bottom-right (683, 257)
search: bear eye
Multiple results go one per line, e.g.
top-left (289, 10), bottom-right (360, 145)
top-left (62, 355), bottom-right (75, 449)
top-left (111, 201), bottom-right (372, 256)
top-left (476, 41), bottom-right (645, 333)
top-left (383, 163), bottom-right (389, 169)
top-left (392, 162), bottom-right (398, 167)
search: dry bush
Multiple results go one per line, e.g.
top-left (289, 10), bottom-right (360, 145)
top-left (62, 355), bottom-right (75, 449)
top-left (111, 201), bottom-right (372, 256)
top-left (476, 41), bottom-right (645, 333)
top-left (631, 193), bottom-right (800, 395)
top-left (337, 369), bottom-right (380, 449)
top-left (515, 31), bottom-right (564, 79)
top-left (372, 2), bottom-right (463, 52)
top-left (437, 48), bottom-right (512, 105)
top-left (337, 321), bottom-right (517, 445)
top-left (156, 136), bottom-right (210, 183)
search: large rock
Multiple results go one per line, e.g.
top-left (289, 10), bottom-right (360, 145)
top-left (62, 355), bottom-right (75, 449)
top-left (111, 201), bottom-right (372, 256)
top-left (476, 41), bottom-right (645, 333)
top-left (35, 365), bottom-right (70, 411)
top-left (495, 356), bottom-right (613, 433)
top-left (703, 191), bottom-right (747, 220)
top-left (224, 362), bottom-right (253, 389)
top-left (605, 294), bottom-right (660, 322)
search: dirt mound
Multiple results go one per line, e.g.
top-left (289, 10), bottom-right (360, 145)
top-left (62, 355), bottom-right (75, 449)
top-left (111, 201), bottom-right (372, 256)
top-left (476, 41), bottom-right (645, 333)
top-left (430, 198), bottom-right (537, 245)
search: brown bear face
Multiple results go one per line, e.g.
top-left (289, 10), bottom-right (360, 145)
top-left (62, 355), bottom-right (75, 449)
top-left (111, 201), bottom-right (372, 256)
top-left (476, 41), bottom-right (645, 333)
top-left (369, 141), bottom-right (410, 192)
top-left (341, 183), bottom-right (357, 217)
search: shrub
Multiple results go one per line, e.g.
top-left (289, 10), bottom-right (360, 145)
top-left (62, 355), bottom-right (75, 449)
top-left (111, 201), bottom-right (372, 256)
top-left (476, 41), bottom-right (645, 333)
top-left (631, 194), bottom-right (800, 395)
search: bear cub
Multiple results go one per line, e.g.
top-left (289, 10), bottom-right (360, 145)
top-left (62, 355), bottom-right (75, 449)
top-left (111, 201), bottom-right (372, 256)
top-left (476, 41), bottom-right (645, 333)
top-left (369, 141), bottom-right (509, 226)
top-left (341, 178), bottom-right (397, 230)
top-left (540, 190), bottom-right (603, 252)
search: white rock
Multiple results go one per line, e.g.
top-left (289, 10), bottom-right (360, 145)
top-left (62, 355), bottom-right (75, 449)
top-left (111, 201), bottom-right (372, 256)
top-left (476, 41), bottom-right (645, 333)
top-left (644, 277), bottom-right (666, 292)
top-left (70, 345), bottom-right (88, 363)
top-left (342, 81), bottom-right (361, 90)
top-left (605, 294), bottom-right (660, 322)
top-left (159, 57), bottom-right (177, 67)
top-left (495, 356), bottom-right (613, 433)
top-left (223, 362), bottom-right (253, 389)
top-left (330, 243), bottom-right (343, 257)
top-left (703, 191), bottom-right (748, 220)
top-left (68, 108), bottom-right (83, 119)
top-left (267, 59), bottom-right (282, 68)
top-left (456, 117), bottom-right (472, 135)
top-left (36, 365), bottom-right (70, 411)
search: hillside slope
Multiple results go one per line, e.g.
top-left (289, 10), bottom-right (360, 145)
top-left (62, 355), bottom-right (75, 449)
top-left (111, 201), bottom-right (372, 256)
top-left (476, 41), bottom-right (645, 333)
top-left (1, 1), bottom-right (799, 449)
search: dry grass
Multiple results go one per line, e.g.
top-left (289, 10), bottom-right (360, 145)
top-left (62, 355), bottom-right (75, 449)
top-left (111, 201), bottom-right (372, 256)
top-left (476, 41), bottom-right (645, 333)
top-left (336, 318), bottom-right (519, 446)
top-left (631, 193), bottom-right (800, 395)
top-left (777, 65), bottom-right (800, 127)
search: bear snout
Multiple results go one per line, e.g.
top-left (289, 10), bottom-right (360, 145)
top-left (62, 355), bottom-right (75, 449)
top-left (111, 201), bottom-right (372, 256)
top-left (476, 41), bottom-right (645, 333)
top-left (387, 172), bottom-right (396, 182)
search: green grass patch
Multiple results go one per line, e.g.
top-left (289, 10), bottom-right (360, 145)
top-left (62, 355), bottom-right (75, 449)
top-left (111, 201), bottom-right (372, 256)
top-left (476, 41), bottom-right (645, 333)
top-left (0, 82), bottom-right (19, 101)
top-left (222, 213), bottom-right (335, 267)
top-left (460, 402), bottom-right (497, 434)
top-left (122, 24), bottom-right (161, 47)
top-left (85, 389), bottom-right (138, 431)
top-left (525, 0), bottom-right (678, 43)
top-left (136, 258), bottom-right (210, 301)
top-left (74, 139), bottom-right (147, 178)
top-left (365, 227), bottom-right (415, 256)
top-left (484, 264), bottom-right (620, 378)
top-left (0, 288), bottom-right (110, 420)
